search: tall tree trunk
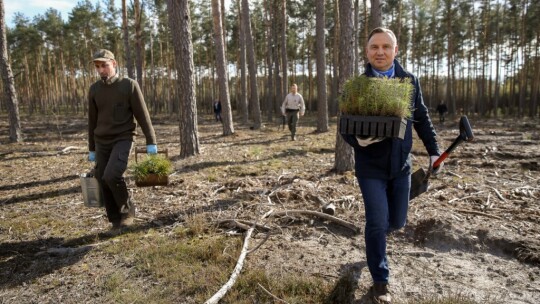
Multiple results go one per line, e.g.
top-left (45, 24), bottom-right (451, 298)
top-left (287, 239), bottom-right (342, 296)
top-left (237, 0), bottom-right (249, 124)
top-left (494, 3), bottom-right (501, 118)
top-left (370, 0), bottom-right (383, 29)
top-left (167, 0), bottom-right (199, 158)
top-left (122, 0), bottom-right (134, 79)
top-left (273, 0), bottom-right (283, 116)
top-left (280, 0), bottom-right (288, 98)
top-left (354, 0), bottom-right (359, 74)
top-left (211, 0), bottom-right (234, 135)
top-left (329, 0), bottom-right (339, 117)
top-left (316, 0), bottom-right (328, 132)
top-left (518, 1), bottom-right (527, 118)
top-left (531, 36), bottom-right (540, 118)
top-left (221, 0), bottom-right (227, 55)
top-left (134, 0), bottom-right (144, 89)
top-left (334, 0), bottom-right (355, 173)
top-left (362, 0), bottom-right (368, 59)
top-left (0, 0), bottom-right (22, 142)
top-left (264, 0), bottom-right (274, 122)
top-left (242, 0), bottom-right (261, 129)
top-left (445, 1), bottom-right (455, 116)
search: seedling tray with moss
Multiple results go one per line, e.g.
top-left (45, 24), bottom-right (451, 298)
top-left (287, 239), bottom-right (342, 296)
top-left (132, 148), bottom-right (172, 187)
top-left (339, 75), bottom-right (413, 139)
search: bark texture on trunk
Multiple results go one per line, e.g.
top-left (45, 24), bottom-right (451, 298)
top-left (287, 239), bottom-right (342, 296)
top-left (211, 0), bottom-right (234, 135)
top-left (334, 0), bottom-right (355, 173)
top-left (242, 0), bottom-right (261, 129)
top-left (121, 0), bottom-right (134, 79)
top-left (167, 0), bottom-right (199, 158)
top-left (316, 0), bottom-right (329, 133)
top-left (0, 0), bottom-right (23, 142)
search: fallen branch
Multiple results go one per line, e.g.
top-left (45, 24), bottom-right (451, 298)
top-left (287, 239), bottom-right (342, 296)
top-left (206, 210), bottom-right (273, 304)
top-left (218, 219), bottom-right (271, 231)
top-left (270, 210), bottom-right (359, 233)
top-left (454, 209), bottom-right (504, 220)
top-left (446, 171), bottom-right (463, 178)
top-left (218, 219), bottom-right (251, 231)
top-left (448, 191), bottom-right (486, 203)
top-left (205, 227), bottom-right (254, 304)
top-left (247, 231), bottom-right (271, 254)
top-left (61, 146), bottom-right (81, 154)
top-left (257, 283), bottom-right (289, 304)
top-left (486, 186), bottom-right (507, 202)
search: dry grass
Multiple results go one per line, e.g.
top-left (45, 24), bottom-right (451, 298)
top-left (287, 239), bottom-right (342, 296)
top-left (1, 114), bottom-right (538, 303)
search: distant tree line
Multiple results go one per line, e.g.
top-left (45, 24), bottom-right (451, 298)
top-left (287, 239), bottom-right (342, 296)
top-left (1, 0), bottom-right (539, 120)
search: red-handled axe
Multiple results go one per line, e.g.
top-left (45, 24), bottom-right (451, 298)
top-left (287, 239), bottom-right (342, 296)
top-left (410, 115), bottom-right (474, 200)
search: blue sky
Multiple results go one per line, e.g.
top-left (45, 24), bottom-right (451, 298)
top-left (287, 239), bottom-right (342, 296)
top-left (4, 0), bottom-right (104, 27)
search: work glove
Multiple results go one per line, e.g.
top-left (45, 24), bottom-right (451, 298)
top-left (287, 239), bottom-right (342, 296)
top-left (429, 155), bottom-right (444, 175)
top-left (88, 151), bottom-right (96, 162)
top-left (356, 136), bottom-right (384, 147)
top-left (147, 144), bottom-right (158, 154)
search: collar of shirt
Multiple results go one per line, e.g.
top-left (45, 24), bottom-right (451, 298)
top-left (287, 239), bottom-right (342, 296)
top-left (103, 75), bottom-right (119, 85)
top-left (371, 64), bottom-right (395, 78)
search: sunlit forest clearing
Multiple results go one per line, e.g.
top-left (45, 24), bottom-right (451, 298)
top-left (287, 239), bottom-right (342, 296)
top-left (1, 0), bottom-right (539, 303)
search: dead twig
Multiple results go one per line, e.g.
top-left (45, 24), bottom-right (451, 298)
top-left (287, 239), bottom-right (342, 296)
top-left (205, 227), bottom-right (254, 304)
top-left (446, 171), bottom-right (463, 178)
top-left (205, 210), bottom-right (273, 304)
top-left (218, 219), bottom-right (251, 231)
top-left (247, 231), bottom-right (271, 254)
top-left (454, 209), bottom-right (504, 220)
top-left (270, 210), bottom-right (359, 233)
top-left (60, 146), bottom-right (81, 154)
top-left (257, 283), bottom-right (289, 304)
top-left (448, 191), bottom-right (486, 204)
top-left (217, 219), bottom-right (271, 231)
top-left (486, 186), bottom-right (507, 202)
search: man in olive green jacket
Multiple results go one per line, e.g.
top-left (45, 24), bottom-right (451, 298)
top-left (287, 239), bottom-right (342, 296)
top-left (88, 49), bottom-right (158, 229)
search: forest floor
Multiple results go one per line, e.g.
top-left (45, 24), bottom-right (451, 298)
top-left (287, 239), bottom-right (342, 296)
top-left (0, 113), bottom-right (539, 304)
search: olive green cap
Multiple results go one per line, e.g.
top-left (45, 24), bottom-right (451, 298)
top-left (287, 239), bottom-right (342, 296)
top-left (92, 49), bottom-right (115, 62)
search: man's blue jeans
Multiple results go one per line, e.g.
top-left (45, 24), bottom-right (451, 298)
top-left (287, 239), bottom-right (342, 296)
top-left (358, 174), bottom-right (410, 283)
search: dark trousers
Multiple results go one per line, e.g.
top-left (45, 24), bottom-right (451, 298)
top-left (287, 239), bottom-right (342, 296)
top-left (439, 113), bottom-right (446, 123)
top-left (285, 109), bottom-right (299, 136)
top-left (95, 140), bottom-right (133, 223)
top-left (358, 174), bottom-right (410, 283)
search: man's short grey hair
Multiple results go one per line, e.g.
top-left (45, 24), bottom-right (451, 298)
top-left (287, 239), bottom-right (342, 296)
top-left (367, 27), bottom-right (397, 46)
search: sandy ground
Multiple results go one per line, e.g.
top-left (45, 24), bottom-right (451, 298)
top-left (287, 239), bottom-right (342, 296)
top-left (0, 115), bottom-right (539, 303)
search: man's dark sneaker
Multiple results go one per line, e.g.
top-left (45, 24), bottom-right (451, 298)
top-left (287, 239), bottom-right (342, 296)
top-left (291, 135), bottom-right (296, 141)
top-left (111, 220), bottom-right (122, 230)
top-left (371, 282), bottom-right (391, 304)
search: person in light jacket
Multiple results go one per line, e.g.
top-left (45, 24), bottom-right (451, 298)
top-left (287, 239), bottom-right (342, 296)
top-left (280, 84), bottom-right (305, 141)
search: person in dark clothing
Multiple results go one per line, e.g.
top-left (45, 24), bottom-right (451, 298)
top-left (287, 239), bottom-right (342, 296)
top-left (88, 49), bottom-right (158, 230)
top-left (213, 100), bottom-right (222, 122)
top-left (341, 28), bottom-right (444, 304)
top-left (436, 101), bottom-right (448, 123)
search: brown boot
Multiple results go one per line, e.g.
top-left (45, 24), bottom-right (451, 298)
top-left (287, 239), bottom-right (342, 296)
top-left (119, 200), bottom-right (136, 227)
top-left (371, 283), bottom-right (391, 304)
top-left (120, 215), bottom-right (134, 227)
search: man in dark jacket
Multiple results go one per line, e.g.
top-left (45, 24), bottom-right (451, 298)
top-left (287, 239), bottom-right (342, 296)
top-left (341, 28), bottom-right (443, 304)
top-left (436, 101), bottom-right (448, 123)
top-left (213, 100), bottom-right (222, 122)
top-left (88, 49), bottom-right (158, 230)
